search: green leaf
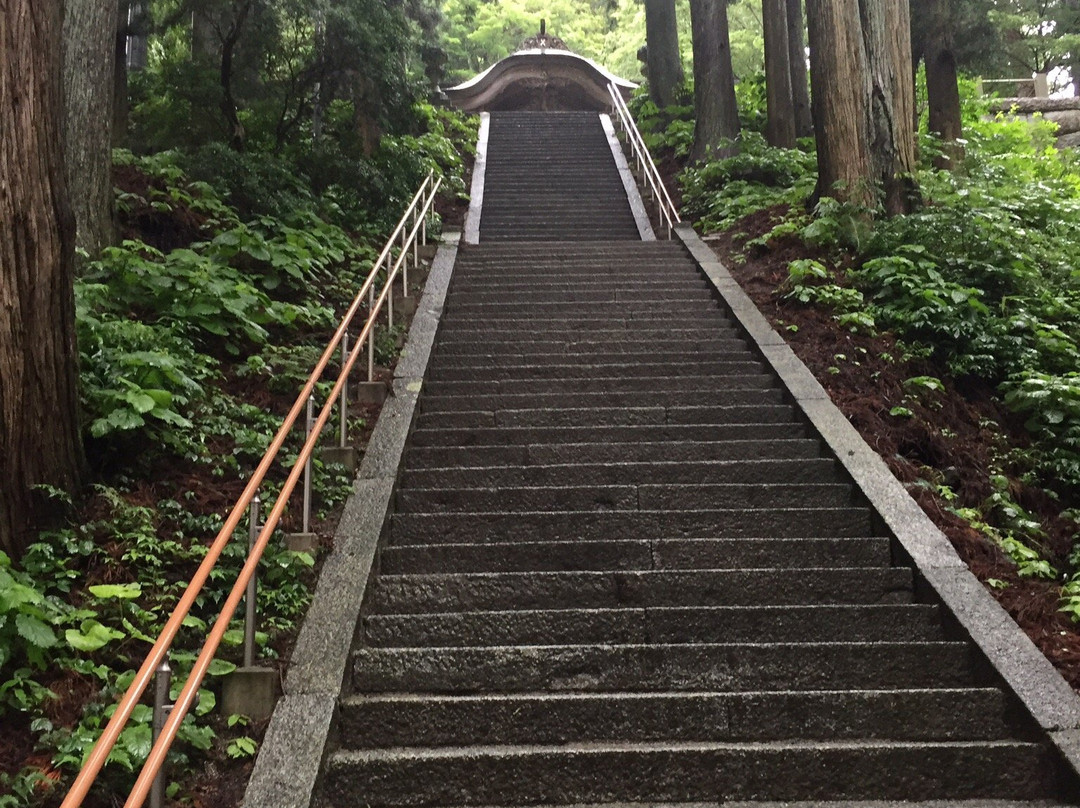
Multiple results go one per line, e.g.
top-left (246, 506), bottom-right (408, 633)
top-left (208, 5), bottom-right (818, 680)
top-left (15, 613), bottom-right (58, 649)
top-left (207, 658), bottom-right (237, 676)
top-left (66, 620), bottom-right (125, 652)
top-left (88, 583), bottom-right (142, 600)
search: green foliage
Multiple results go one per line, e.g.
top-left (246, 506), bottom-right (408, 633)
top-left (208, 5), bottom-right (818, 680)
top-left (1003, 373), bottom-right (1080, 491)
top-left (681, 132), bottom-right (817, 231)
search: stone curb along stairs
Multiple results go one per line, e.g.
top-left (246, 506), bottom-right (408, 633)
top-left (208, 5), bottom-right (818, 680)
top-left (242, 111), bottom-right (1080, 808)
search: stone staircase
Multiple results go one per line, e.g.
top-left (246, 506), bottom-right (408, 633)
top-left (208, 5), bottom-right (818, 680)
top-left (479, 111), bottom-right (641, 241)
top-left (313, 112), bottom-right (1075, 806)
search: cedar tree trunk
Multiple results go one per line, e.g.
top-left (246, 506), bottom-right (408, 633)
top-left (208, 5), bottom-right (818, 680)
top-left (0, 0), bottom-right (84, 556)
top-left (644, 0), bottom-right (685, 108)
top-left (689, 0), bottom-right (741, 162)
top-left (763, 0), bottom-right (797, 147)
top-left (114, 0), bottom-right (130, 144)
top-left (805, 0), bottom-right (917, 213)
top-left (64, 0), bottom-right (117, 258)
top-left (923, 0), bottom-right (963, 168)
top-left (786, 0), bottom-right (814, 138)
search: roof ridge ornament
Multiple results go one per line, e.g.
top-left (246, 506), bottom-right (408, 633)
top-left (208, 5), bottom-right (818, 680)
top-left (520, 19), bottom-right (568, 52)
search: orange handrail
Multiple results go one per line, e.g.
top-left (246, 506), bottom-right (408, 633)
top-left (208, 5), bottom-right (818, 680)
top-left (61, 172), bottom-right (442, 808)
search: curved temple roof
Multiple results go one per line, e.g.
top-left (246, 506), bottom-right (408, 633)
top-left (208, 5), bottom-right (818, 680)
top-left (445, 46), bottom-right (637, 113)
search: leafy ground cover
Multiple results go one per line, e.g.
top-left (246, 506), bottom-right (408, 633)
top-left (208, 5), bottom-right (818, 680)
top-left (672, 88), bottom-right (1080, 685)
top-left (0, 107), bottom-right (476, 808)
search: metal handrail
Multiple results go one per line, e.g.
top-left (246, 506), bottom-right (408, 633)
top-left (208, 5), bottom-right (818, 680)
top-left (61, 171), bottom-right (442, 808)
top-left (607, 82), bottom-right (681, 237)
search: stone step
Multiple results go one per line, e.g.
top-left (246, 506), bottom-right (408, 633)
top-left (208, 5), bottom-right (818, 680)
top-left (338, 688), bottom-right (1013, 747)
top-left (419, 392), bottom-right (788, 418)
top-left (448, 291), bottom-right (714, 305)
top-left (323, 739), bottom-right (1054, 805)
top-left (405, 435), bottom-right (825, 470)
top-left (351, 643), bottom-right (974, 693)
top-left (447, 278), bottom-right (711, 291)
top-left (402, 440), bottom-right (824, 471)
top-left (437, 315), bottom-right (735, 329)
top-left (444, 302), bottom-right (721, 317)
top-left (451, 265), bottom-right (700, 277)
top-left (421, 375), bottom-right (776, 397)
top-left (371, 568), bottom-right (913, 613)
top-left (414, 404), bottom-right (798, 430)
top-left (426, 361), bottom-right (766, 383)
top-left (406, 422), bottom-right (807, 447)
top-left (428, 351), bottom-right (758, 370)
top-left (432, 339), bottom-right (744, 355)
top-left (396, 483), bottom-right (853, 513)
top-left (437, 327), bottom-right (741, 341)
top-left (400, 458), bottom-right (848, 489)
top-left (379, 537), bottom-right (891, 575)
top-left (363, 605), bottom-right (943, 647)
top-left (390, 506), bottom-right (873, 545)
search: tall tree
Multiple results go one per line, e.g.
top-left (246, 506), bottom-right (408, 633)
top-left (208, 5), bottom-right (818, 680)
top-left (806, 0), bottom-right (917, 214)
top-left (689, 0), bottom-right (741, 161)
top-left (1, 0), bottom-right (84, 556)
top-left (912, 0), bottom-right (963, 168)
top-left (763, 0), bottom-right (797, 147)
top-left (63, 0), bottom-right (118, 258)
top-left (786, 0), bottom-right (813, 137)
top-left (645, 0), bottom-right (686, 107)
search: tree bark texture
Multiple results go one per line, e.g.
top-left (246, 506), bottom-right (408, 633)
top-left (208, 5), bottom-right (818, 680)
top-left (763, 0), bottom-right (797, 147)
top-left (921, 0), bottom-right (963, 168)
top-left (689, 0), bottom-right (741, 162)
top-left (861, 0), bottom-right (917, 214)
top-left (220, 0), bottom-right (253, 151)
top-left (0, 0), bottom-right (84, 556)
top-left (114, 0), bottom-right (130, 144)
top-left (644, 0), bottom-right (685, 108)
top-left (786, 0), bottom-right (814, 138)
top-left (806, 0), bottom-right (873, 205)
top-left (806, 0), bottom-right (917, 213)
top-left (63, 0), bottom-right (117, 258)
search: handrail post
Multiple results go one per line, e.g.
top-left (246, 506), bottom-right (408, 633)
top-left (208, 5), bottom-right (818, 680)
top-left (412, 209), bottom-right (419, 268)
top-left (150, 660), bottom-right (172, 808)
top-left (302, 398), bottom-right (313, 535)
top-left (339, 332), bottom-right (349, 449)
top-left (244, 495), bottom-right (260, 668)
top-left (368, 288), bottom-right (376, 382)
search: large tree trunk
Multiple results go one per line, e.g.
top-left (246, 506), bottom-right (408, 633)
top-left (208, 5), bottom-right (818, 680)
top-left (922, 0), bottom-right (963, 169)
top-left (805, 0), bottom-right (917, 213)
top-left (806, 0), bottom-right (873, 206)
top-left (0, 0), bottom-right (84, 557)
top-left (644, 0), bottom-right (685, 108)
top-left (689, 0), bottom-right (741, 162)
top-left (114, 0), bottom-right (130, 145)
top-left (763, 0), bottom-right (797, 147)
top-left (220, 0), bottom-right (253, 151)
top-left (786, 0), bottom-right (814, 138)
top-left (64, 0), bottom-right (117, 259)
top-left (863, 0), bottom-right (918, 214)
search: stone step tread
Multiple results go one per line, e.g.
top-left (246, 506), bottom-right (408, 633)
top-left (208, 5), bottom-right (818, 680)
top-left (362, 604), bottom-right (943, 646)
top-left (402, 459), bottom-right (845, 487)
top-left (323, 743), bottom-right (1057, 803)
top-left (371, 568), bottom-right (914, 612)
top-left (389, 506), bottom-right (870, 543)
top-left (333, 739), bottom-right (1044, 761)
top-left (350, 643), bottom-right (975, 694)
top-left (396, 483), bottom-right (853, 513)
top-left (406, 424), bottom-right (808, 446)
top-left (338, 688), bottom-right (1013, 745)
top-left (379, 537), bottom-right (891, 574)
